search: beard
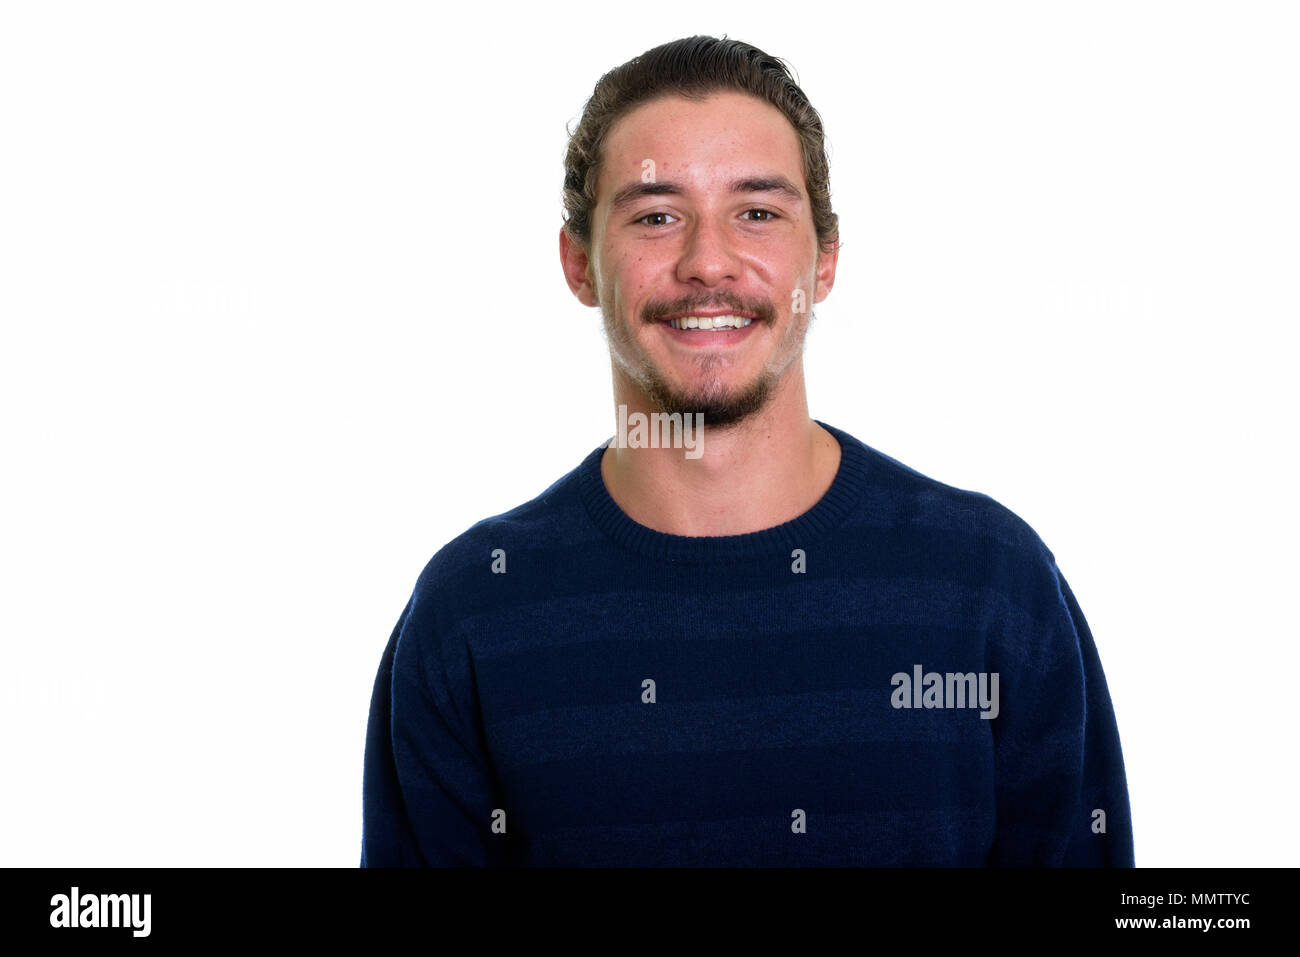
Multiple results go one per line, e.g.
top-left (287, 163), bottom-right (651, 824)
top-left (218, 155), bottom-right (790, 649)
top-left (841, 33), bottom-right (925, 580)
top-left (601, 291), bottom-right (787, 429)
top-left (639, 356), bottom-right (777, 428)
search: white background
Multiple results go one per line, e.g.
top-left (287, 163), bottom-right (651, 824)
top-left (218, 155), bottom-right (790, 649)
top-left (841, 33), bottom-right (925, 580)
top-left (1, 0), bottom-right (1295, 867)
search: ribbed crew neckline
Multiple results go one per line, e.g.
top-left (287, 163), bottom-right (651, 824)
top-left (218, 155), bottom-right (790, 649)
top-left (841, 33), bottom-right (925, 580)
top-left (577, 419), bottom-right (871, 563)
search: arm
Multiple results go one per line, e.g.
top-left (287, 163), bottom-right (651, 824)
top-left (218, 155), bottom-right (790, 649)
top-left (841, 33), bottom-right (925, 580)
top-left (987, 563), bottom-right (1134, 866)
top-left (361, 589), bottom-right (514, 867)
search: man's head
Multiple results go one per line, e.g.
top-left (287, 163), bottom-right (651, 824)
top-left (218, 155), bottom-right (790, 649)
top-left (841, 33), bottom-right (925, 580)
top-left (559, 36), bottom-right (839, 429)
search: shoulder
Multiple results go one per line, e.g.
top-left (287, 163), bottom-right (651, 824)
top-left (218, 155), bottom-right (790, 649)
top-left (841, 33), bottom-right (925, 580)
top-left (403, 454), bottom-right (593, 627)
top-left (831, 428), bottom-right (1063, 612)
top-left (856, 438), bottom-right (1052, 555)
top-left (850, 438), bottom-right (1080, 651)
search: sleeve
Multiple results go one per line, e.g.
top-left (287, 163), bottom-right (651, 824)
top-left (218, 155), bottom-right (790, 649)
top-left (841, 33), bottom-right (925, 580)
top-left (360, 587), bottom-right (517, 867)
top-left (987, 562), bottom-right (1134, 866)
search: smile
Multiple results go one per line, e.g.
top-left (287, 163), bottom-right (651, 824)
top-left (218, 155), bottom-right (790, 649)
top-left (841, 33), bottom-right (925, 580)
top-left (662, 314), bottom-right (754, 331)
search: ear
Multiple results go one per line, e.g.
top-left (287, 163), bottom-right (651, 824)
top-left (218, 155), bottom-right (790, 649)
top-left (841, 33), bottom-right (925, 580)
top-left (812, 237), bottom-right (839, 304)
top-left (559, 227), bottom-right (599, 307)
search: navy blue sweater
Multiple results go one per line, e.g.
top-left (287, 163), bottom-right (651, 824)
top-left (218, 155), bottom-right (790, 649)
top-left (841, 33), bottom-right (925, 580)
top-left (361, 421), bottom-right (1133, 866)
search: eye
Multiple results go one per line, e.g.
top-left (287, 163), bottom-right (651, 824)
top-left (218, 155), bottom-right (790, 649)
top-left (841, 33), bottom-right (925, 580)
top-left (742, 208), bottom-right (779, 222)
top-left (635, 212), bottom-right (677, 227)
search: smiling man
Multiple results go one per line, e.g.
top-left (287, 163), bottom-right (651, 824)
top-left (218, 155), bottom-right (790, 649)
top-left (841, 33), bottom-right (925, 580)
top-left (564, 84), bottom-right (842, 540)
top-left (361, 35), bottom-right (1134, 867)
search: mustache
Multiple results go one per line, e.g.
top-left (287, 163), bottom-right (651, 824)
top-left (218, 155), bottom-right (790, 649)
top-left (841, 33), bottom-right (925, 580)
top-left (641, 295), bottom-right (777, 324)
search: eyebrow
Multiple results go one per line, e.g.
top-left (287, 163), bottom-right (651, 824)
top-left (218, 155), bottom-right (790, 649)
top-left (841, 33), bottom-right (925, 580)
top-left (609, 175), bottom-right (804, 212)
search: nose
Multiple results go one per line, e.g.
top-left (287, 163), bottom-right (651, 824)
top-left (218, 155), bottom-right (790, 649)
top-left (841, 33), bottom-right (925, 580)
top-left (675, 216), bottom-right (741, 286)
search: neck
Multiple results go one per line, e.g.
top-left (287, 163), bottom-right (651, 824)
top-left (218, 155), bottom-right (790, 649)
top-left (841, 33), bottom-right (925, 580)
top-left (600, 363), bottom-right (842, 537)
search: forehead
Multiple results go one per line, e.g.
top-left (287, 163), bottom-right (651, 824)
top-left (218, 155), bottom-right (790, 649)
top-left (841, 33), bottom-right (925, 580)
top-left (597, 90), bottom-right (804, 201)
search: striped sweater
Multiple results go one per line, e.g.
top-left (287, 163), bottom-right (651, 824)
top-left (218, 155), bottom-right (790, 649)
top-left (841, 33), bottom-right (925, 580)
top-left (361, 421), bottom-right (1134, 866)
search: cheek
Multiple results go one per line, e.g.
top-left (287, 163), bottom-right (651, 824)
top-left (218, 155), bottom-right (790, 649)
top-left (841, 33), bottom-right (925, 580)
top-left (604, 249), bottom-right (641, 295)
top-left (785, 259), bottom-right (819, 307)
top-left (618, 251), bottom-right (656, 287)
top-left (753, 242), bottom-right (809, 284)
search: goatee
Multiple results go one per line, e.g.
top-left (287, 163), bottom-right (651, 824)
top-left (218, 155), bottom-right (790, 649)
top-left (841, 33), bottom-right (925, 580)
top-left (641, 365), bottom-right (777, 428)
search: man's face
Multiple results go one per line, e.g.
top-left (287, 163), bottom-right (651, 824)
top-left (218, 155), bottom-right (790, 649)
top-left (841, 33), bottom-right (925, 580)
top-left (563, 90), bottom-right (837, 428)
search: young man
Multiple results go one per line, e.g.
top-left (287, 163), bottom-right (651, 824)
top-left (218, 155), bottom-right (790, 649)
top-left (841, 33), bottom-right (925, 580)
top-left (361, 36), bottom-right (1134, 867)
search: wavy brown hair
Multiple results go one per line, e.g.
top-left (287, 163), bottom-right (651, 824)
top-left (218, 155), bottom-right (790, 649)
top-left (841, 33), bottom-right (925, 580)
top-left (562, 35), bottom-right (840, 256)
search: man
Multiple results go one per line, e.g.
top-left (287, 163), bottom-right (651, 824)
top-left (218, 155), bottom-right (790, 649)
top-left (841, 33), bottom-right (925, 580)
top-left (361, 35), bottom-right (1133, 866)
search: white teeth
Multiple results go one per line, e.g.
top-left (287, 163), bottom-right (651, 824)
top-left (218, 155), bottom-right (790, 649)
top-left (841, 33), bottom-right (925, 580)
top-left (667, 315), bottom-right (754, 330)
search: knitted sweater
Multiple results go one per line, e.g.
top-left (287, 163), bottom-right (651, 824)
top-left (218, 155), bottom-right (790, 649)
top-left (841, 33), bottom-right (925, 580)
top-left (361, 421), bottom-right (1134, 866)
